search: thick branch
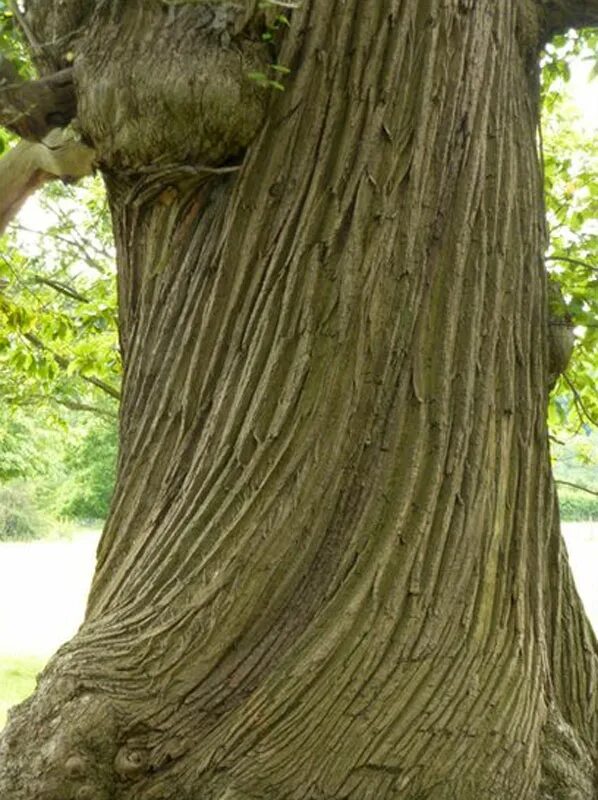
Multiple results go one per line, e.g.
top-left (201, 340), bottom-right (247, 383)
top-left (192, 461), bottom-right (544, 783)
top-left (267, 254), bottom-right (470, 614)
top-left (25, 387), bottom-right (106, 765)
top-left (540, 1), bottom-right (598, 37)
top-left (0, 127), bottom-right (96, 235)
top-left (0, 141), bottom-right (47, 233)
top-left (0, 68), bottom-right (76, 140)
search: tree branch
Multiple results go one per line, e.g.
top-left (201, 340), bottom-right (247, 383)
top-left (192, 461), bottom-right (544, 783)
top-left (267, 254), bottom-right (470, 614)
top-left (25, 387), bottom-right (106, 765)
top-left (555, 479), bottom-right (598, 498)
top-left (0, 68), bottom-right (76, 141)
top-left (563, 373), bottom-right (598, 429)
top-left (24, 332), bottom-right (121, 401)
top-left (13, 392), bottom-right (118, 420)
top-left (546, 255), bottom-right (598, 274)
top-left (540, 1), bottom-right (598, 38)
top-left (0, 127), bottom-right (96, 236)
top-left (0, 141), bottom-right (47, 234)
top-left (32, 275), bottom-right (90, 304)
top-left (55, 398), bottom-right (118, 419)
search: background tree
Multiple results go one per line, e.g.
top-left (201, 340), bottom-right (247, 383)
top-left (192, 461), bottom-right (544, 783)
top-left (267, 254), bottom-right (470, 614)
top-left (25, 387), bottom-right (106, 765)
top-left (0, 2), bottom-right (598, 799)
top-left (0, 4), bottom-right (119, 532)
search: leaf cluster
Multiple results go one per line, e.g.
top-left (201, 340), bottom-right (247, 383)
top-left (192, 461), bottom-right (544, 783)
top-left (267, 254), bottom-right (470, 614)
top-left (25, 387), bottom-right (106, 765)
top-left (248, 0), bottom-right (293, 91)
top-left (541, 29), bottom-right (598, 438)
top-left (0, 175), bottom-right (120, 421)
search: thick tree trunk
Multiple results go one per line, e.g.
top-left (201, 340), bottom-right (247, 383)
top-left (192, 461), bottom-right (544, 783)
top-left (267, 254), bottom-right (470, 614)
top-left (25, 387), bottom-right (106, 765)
top-left (1, 1), bottom-right (597, 799)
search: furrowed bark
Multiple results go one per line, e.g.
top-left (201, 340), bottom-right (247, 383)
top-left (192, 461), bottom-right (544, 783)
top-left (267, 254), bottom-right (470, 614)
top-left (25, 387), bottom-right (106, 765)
top-left (0, 1), bottom-right (596, 799)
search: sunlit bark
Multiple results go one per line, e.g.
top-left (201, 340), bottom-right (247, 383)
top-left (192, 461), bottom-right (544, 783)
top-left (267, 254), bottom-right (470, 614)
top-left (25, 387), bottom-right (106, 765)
top-left (0, 128), bottom-right (95, 235)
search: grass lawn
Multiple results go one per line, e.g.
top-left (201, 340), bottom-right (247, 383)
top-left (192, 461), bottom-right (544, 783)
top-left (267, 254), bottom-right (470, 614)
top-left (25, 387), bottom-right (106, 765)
top-left (0, 655), bottom-right (46, 729)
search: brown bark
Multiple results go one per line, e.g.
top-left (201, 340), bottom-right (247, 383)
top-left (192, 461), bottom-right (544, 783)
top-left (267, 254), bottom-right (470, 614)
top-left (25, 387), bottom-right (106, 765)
top-left (0, 69), bottom-right (77, 140)
top-left (0, 1), bottom-right (597, 799)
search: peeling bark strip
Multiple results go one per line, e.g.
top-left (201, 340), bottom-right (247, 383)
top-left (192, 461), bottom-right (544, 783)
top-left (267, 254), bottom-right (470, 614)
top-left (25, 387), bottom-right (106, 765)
top-left (1, 1), bottom-right (598, 799)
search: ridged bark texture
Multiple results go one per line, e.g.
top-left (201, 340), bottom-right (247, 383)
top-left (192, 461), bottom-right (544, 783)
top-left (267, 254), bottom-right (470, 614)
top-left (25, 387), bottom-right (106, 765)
top-left (1, 1), bottom-right (597, 799)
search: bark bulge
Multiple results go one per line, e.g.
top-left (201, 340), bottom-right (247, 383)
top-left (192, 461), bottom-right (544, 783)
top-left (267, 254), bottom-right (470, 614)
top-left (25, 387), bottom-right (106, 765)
top-left (75, 2), bottom-right (269, 169)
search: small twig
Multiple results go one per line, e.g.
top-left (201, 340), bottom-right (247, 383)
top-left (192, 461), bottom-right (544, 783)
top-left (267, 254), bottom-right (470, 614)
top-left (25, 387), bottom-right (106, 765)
top-left (24, 331), bottom-right (121, 400)
top-left (547, 255), bottom-right (598, 273)
top-left (555, 480), bottom-right (598, 498)
top-left (548, 433), bottom-right (565, 446)
top-left (12, 222), bottom-right (110, 275)
top-left (54, 397), bottom-right (118, 419)
top-left (14, 393), bottom-right (118, 420)
top-left (7, 0), bottom-right (40, 57)
top-left (33, 275), bottom-right (90, 303)
top-left (563, 373), bottom-right (598, 429)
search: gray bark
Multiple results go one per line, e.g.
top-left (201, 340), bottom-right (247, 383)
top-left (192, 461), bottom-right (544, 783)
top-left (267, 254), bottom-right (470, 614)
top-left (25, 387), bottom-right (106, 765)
top-left (1, 1), bottom-right (597, 799)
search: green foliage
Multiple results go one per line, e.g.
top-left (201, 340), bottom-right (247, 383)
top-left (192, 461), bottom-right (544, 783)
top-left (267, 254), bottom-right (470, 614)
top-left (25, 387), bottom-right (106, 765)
top-left (248, 0), bottom-right (294, 91)
top-left (553, 431), bottom-right (598, 521)
top-left (0, 413), bottom-right (117, 536)
top-left (0, 655), bottom-right (46, 730)
top-left (0, 175), bottom-right (120, 419)
top-left (0, 412), bottom-right (39, 481)
top-left (54, 419), bottom-right (118, 521)
top-left (0, 107), bottom-right (119, 527)
top-left (0, 482), bottom-right (47, 541)
top-left (558, 490), bottom-right (598, 521)
top-left (541, 30), bottom-right (598, 436)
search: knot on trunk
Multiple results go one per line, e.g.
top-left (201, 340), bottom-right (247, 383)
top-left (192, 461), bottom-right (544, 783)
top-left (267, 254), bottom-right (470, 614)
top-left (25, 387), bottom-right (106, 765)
top-left (540, 704), bottom-right (596, 799)
top-left (75, 2), bottom-right (269, 171)
top-left (114, 746), bottom-right (150, 780)
top-left (0, 670), bottom-right (119, 800)
top-left (547, 278), bottom-right (575, 390)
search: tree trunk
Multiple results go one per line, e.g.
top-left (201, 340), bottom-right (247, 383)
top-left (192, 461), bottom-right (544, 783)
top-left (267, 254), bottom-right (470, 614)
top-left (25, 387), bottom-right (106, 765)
top-left (1, 2), bottom-right (597, 798)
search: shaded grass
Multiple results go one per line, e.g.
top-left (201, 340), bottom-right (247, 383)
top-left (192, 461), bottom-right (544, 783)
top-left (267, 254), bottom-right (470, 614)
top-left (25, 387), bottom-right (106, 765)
top-left (0, 655), bottom-right (46, 729)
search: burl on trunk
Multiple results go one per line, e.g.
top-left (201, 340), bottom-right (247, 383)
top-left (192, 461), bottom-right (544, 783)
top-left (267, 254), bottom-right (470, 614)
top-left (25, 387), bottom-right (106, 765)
top-left (0, 1), bottom-right (597, 799)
